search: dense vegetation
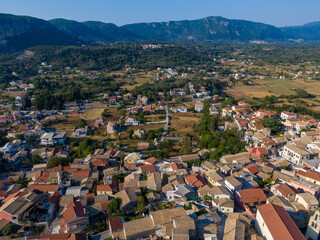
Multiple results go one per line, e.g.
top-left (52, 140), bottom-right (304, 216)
top-left (197, 102), bottom-right (246, 160)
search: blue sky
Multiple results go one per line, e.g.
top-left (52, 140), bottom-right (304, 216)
top-left (0, 0), bottom-right (319, 27)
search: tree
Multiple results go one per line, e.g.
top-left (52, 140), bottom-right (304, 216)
top-left (2, 224), bottom-right (19, 236)
top-left (184, 83), bottom-right (190, 95)
top-left (22, 93), bottom-right (32, 110)
top-left (16, 177), bottom-right (31, 188)
top-left (180, 136), bottom-right (192, 155)
top-left (295, 88), bottom-right (310, 98)
top-left (31, 154), bottom-right (42, 164)
top-left (77, 119), bottom-right (86, 128)
top-left (107, 198), bottom-right (122, 214)
top-left (137, 196), bottom-right (145, 213)
top-left (204, 195), bottom-right (212, 201)
top-left (47, 157), bottom-right (70, 169)
top-left (260, 116), bottom-right (282, 135)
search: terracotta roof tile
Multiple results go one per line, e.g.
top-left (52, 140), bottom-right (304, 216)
top-left (236, 188), bottom-right (267, 204)
top-left (257, 203), bottom-right (305, 240)
top-left (109, 216), bottom-right (123, 231)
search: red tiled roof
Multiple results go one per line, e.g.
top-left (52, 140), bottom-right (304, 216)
top-left (276, 184), bottom-right (298, 198)
top-left (257, 162), bottom-right (275, 169)
top-left (63, 201), bottom-right (87, 225)
top-left (263, 137), bottom-right (276, 146)
top-left (257, 203), bottom-right (305, 240)
top-left (171, 162), bottom-right (184, 170)
top-left (100, 200), bottom-right (112, 211)
top-left (236, 188), bottom-right (267, 204)
top-left (244, 165), bottom-right (260, 175)
top-left (109, 216), bottom-right (123, 231)
top-left (97, 185), bottom-right (112, 192)
top-left (73, 169), bottom-right (90, 178)
top-left (48, 192), bottom-right (61, 205)
top-left (39, 233), bottom-right (71, 240)
top-left (28, 184), bottom-right (59, 192)
top-left (298, 170), bottom-right (320, 182)
top-left (249, 147), bottom-right (269, 156)
top-left (140, 164), bottom-right (156, 173)
top-left (185, 174), bottom-right (206, 188)
top-left (125, 163), bottom-right (142, 170)
top-left (91, 158), bottom-right (108, 166)
top-left (145, 157), bottom-right (158, 165)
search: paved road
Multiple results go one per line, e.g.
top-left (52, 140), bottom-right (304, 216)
top-left (164, 106), bottom-right (170, 132)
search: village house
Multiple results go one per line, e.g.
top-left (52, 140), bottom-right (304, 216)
top-left (139, 172), bottom-right (162, 191)
top-left (72, 126), bottom-right (88, 137)
top-left (195, 102), bottom-right (204, 112)
top-left (40, 132), bottom-right (67, 146)
top-left (122, 216), bottom-right (155, 240)
top-left (166, 184), bottom-right (196, 202)
top-left (306, 209), bottom-right (320, 240)
top-left (184, 173), bottom-right (206, 188)
top-left (212, 198), bottom-right (234, 213)
top-left (106, 122), bottom-right (118, 134)
top-left (133, 129), bottom-right (145, 139)
top-left (255, 203), bottom-right (305, 240)
top-left (235, 188), bottom-right (267, 217)
top-left (249, 147), bottom-right (269, 160)
top-left (60, 201), bottom-right (88, 233)
top-left (137, 142), bottom-right (150, 150)
top-left (103, 167), bottom-right (119, 185)
top-left (124, 152), bottom-right (142, 164)
top-left (178, 153), bottom-right (200, 162)
top-left (281, 111), bottom-right (298, 120)
top-left (115, 189), bottom-right (138, 213)
top-left (290, 178), bottom-right (320, 196)
top-left (0, 192), bottom-right (40, 222)
top-left (124, 116), bottom-right (140, 126)
top-left (197, 185), bottom-right (231, 199)
top-left (297, 170), bottom-right (320, 185)
top-left (254, 109), bottom-right (277, 118)
top-left (282, 144), bottom-right (311, 165)
top-left (96, 179), bottom-right (118, 196)
top-left (223, 213), bottom-right (251, 240)
top-left (225, 176), bottom-right (242, 194)
top-left (205, 170), bottom-right (224, 186)
top-left (271, 183), bottom-right (298, 201)
top-left (295, 193), bottom-right (318, 211)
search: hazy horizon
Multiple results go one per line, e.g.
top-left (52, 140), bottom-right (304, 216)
top-left (0, 0), bottom-right (319, 27)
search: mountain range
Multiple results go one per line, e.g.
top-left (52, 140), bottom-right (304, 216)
top-left (1, 13), bottom-right (320, 51)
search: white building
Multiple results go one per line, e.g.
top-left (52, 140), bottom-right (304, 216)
top-left (281, 111), bottom-right (297, 120)
top-left (124, 116), bottom-right (140, 126)
top-left (282, 144), bottom-right (311, 165)
top-left (224, 176), bottom-right (242, 194)
top-left (40, 132), bottom-right (67, 146)
top-left (306, 209), bottom-right (320, 240)
top-left (195, 102), bottom-right (204, 112)
top-left (107, 122), bottom-right (117, 134)
top-left (295, 193), bottom-right (318, 211)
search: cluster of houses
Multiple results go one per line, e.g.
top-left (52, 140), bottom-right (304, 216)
top-left (6, 80), bottom-right (35, 93)
top-left (2, 136), bottom-right (320, 239)
top-left (2, 92), bottom-right (320, 239)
